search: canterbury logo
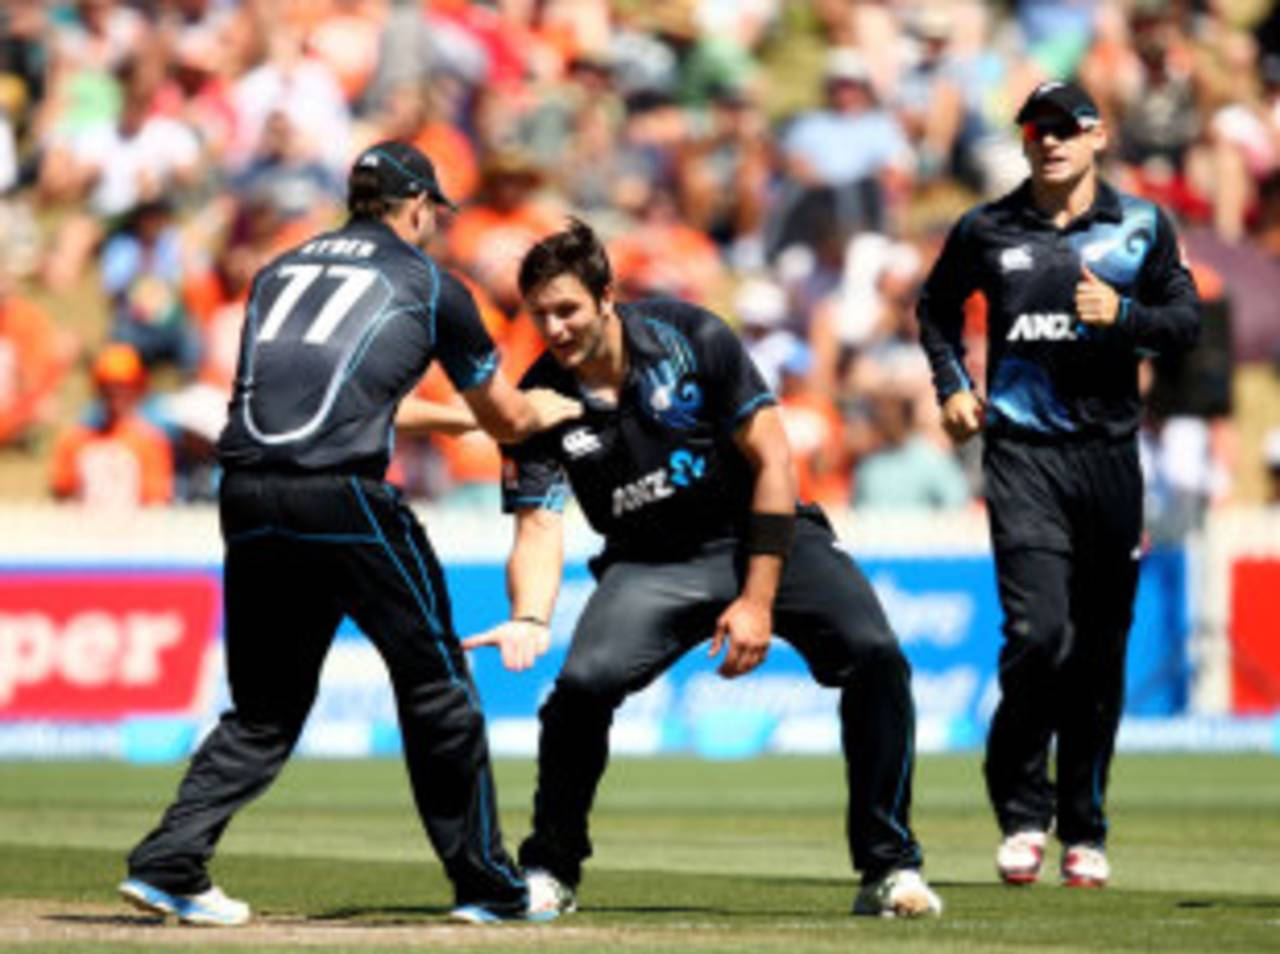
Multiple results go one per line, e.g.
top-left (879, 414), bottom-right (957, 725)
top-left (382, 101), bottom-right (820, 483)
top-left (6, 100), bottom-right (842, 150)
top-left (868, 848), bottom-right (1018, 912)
top-left (561, 427), bottom-right (602, 459)
top-left (1000, 246), bottom-right (1033, 272)
top-left (1007, 312), bottom-right (1076, 342)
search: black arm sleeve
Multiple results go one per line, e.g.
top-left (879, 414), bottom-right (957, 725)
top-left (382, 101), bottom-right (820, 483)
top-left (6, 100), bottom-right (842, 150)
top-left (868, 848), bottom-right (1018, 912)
top-left (916, 212), bottom-right (980, 403)
top-left (1121, 207), bottom-right (1201, 356)
top-left (433, 268), bottom-right (500, 391)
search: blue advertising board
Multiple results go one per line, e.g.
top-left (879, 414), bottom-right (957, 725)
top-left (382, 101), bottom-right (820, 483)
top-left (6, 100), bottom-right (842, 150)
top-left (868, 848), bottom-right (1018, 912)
top-left (0, 547), bottom-right (1191, 759)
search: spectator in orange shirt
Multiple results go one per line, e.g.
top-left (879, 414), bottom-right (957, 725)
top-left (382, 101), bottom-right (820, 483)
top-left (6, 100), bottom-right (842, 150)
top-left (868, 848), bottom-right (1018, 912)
top-left (49, 343), bottom-right (174, 506)
top-left (0, 266), bottom-right (71, 447)
top-left (776, 342), bottom-right (851, 509)
top-left (446, 150), bottom-right (562, 311)
top-left (609, 180), bottom-right (725, 303)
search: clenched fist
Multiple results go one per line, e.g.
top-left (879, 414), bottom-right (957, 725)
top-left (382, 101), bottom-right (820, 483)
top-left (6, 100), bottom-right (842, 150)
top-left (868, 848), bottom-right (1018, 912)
top-left (941, 390), bottom-right (984, 445)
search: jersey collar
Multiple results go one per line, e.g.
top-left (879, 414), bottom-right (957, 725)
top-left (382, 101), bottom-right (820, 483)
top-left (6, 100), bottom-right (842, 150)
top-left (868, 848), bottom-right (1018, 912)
top-left (617, 302), bottom-right (668, 366)
top-left (1011, 178), bottom-right (1124, 229)
top-left (616, 300), bottom-right (675, 376)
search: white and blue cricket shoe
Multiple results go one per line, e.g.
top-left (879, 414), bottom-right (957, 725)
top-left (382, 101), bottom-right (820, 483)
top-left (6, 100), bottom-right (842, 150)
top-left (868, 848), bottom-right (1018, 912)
top-left (119, 878), bottom-right (251, 926)
top-left (447, 902), bottom-right (561, 924)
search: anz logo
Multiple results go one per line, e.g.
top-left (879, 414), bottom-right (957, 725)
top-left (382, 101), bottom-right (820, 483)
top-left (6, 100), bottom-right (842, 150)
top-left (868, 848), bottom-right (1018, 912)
top-left (611, 449), bottom-right (707, 517)
top-left (1007, 312), bottom-right (1076, 342)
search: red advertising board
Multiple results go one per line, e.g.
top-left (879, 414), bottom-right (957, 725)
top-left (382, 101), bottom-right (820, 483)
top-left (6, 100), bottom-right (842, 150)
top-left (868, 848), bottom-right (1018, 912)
top-left (0, 572), bottom-right (219, 719)
top-left (1229, 558), bottom-right (1280, 714)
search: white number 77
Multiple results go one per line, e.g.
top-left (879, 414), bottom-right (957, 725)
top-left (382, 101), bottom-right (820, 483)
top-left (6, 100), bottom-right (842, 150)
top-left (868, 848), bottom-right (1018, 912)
top-left (256, 264), bottom-right (378, 344)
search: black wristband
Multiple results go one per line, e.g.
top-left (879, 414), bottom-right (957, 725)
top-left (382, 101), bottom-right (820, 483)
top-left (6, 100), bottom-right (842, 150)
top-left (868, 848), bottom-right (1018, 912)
top-left (746, 511), bottom-right (796, 556)
top-left (513, 615), bottom-right (549, 628)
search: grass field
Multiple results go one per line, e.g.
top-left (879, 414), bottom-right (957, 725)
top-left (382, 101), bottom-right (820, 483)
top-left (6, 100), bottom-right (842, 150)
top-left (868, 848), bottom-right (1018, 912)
top-left (0, 754), bottom-right (1277, 952)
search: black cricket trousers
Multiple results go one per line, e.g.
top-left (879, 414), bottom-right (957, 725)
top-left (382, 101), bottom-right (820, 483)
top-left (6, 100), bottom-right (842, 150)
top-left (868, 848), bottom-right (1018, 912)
top-left (127, 471), bottom-right (526, 912)
top-left (982, 436), bottom-right (1142, 847)
top-left (518, 509), bottom-right (923, 887)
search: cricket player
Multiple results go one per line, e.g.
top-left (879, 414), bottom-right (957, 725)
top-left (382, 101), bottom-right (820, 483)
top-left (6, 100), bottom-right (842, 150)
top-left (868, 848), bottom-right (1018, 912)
top-left (119, 141), bottom-right (578, 925)
top-left (468, 219), bottom-right (943, 919)
top-left (916, 81), bottom-right (1200, 886)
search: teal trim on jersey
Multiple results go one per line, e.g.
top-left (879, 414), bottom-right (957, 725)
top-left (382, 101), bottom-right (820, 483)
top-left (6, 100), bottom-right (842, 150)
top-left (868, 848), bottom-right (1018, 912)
top-left (424, 255), bottom-right (442, 347)
top-left (454, 349), bottom-right (499, 391)
top-left (729, 392), bottom-right (777, 429)
top-left (350, 478), bottom-right (449, 655)
top-left (241, 297), bottom-right (263, 376)
top-left (396, 512), bottom-right (447, 646)
top-left (504, 460), bottom-right (570, 514)
top-left (479, 771), bottom-right (525, 890)
top-left (341, 302), bottom-right (421, 384)
top-left (505, 487), bottom-right (568, 512)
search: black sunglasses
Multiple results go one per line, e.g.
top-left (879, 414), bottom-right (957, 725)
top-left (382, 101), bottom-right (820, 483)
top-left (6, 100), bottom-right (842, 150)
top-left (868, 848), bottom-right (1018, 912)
top-left (1021, 117), bottom-right (1091, 144)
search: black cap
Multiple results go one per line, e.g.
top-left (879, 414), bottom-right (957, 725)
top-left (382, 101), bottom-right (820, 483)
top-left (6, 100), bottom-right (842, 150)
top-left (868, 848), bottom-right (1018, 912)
top-left (1015, 81), bottom-right (1101, 126)
top-left (348, 141), bottom-right (456, 211)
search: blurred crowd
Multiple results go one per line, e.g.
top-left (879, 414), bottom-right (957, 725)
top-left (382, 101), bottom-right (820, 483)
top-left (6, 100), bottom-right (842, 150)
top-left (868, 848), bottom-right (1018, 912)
top-left (1, 0), bottom-right (1278, 520)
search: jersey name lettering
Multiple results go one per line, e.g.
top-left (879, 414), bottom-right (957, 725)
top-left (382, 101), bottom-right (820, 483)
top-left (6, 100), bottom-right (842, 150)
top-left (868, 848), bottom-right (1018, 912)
top-left (299, 238), bottom-right (376, 259)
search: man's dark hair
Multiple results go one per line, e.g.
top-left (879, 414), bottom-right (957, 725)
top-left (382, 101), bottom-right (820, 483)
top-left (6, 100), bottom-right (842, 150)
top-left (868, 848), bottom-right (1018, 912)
top-left (518, 218), bottom-right (613, 303)
top-left (347, 166), bottom-right (408, 220)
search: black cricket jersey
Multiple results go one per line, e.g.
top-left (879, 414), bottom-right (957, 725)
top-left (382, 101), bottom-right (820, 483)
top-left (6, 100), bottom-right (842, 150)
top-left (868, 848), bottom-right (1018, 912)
top-left (501, 299), bottom-right (777, 558)
top-left (917, 180), bottom-right (1199, 441)
top-left (218, 218), bottom-right (498, 475)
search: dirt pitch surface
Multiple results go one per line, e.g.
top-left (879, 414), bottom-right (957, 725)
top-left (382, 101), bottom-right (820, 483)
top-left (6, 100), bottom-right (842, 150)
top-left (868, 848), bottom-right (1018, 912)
top-left (0, 898), bottom-right (630, 948)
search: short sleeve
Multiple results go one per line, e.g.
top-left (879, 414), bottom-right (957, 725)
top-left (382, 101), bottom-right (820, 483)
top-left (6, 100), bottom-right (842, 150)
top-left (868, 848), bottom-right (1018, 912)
top-left (501, 435), bottom-right (570, 513)
top-left (431, 268), bottom-right (501, 392)
top-left (693, 308), bottom-right (777, 431)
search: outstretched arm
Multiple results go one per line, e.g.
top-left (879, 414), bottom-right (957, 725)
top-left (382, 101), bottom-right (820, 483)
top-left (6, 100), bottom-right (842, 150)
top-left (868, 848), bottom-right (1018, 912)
top-left (460, 372), bottom-right (581, 444)
top-left (397, 388), bottom-right (577, 438)
top-left (462, 507), bottom-right (564, 671)
top-left (394, 397), bottom-right (477, 436)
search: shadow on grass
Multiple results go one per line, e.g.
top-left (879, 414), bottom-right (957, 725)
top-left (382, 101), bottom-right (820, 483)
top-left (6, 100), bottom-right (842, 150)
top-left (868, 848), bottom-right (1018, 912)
top-left (311, 905), bottom-right (448, 922)
top-left (576, 904), bottom-right (724, 915)
top-left (314, 902), bottom-right (718, 920)
top-left (47, 914), bottom-right (163, 926)
top-left (1176, 899), bottom-right (1280, 910)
